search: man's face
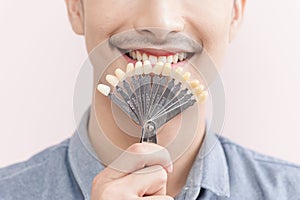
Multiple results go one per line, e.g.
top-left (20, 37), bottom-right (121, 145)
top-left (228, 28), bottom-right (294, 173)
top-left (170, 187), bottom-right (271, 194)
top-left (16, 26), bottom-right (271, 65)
top-left (66, 0), bottom-right (245, 148)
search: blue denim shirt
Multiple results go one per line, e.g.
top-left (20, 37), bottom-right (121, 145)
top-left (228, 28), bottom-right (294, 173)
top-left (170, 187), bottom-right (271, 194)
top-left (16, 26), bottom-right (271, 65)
top-left (1, 110), bottom-right (300, 200)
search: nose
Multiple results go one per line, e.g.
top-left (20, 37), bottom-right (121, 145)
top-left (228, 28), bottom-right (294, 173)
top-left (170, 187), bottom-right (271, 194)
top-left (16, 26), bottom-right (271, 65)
top-left (134, 0), bottom-right (185, 42)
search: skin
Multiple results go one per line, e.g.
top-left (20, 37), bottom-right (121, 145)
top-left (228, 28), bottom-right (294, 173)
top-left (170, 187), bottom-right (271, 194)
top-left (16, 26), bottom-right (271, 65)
top-left (65, 0), bottom-right (246, 199)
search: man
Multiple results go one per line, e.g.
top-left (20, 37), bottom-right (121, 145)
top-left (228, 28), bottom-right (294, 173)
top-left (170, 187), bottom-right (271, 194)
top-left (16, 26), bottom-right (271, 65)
top-left (1, 0), bottom-right (300, 199)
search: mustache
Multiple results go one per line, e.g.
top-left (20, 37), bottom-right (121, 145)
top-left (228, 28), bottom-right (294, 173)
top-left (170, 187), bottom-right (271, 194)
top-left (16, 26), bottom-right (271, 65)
top-left (109, 29), bottom-right (203, 53)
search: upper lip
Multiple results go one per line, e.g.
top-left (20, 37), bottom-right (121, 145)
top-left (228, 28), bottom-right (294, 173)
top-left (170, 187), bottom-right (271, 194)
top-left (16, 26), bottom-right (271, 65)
top-left (109, 31), bottom-right (203, 55)
top-left (113, 40), bottom-right (203, 56)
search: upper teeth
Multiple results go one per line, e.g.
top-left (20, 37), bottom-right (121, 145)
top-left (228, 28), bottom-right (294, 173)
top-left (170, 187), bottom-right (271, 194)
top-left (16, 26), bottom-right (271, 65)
top-left (128, 50), bottom-right (188, 65)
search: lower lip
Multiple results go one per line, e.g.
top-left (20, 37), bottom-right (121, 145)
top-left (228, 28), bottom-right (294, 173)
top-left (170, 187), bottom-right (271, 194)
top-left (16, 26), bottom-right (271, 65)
top-left (123, 54), bottom-right (188, 69)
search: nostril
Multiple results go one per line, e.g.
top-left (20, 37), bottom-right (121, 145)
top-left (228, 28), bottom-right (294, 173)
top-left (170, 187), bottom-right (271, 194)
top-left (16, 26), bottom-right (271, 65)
top-left (136, 27), bottom-right (176, 42)
top-left (137, 28), bottom-right (154, 36)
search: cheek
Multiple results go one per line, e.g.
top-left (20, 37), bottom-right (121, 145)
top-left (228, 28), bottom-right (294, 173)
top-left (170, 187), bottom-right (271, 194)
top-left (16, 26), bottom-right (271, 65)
top-left (183, 2), bottom-right (233, 66)
top-left (84, 0), bottom-right (137, 52)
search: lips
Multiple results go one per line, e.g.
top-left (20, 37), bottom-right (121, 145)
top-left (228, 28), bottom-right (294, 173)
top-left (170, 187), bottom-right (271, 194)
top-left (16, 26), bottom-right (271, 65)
top-left (125, 49), bottom-right (193, 65)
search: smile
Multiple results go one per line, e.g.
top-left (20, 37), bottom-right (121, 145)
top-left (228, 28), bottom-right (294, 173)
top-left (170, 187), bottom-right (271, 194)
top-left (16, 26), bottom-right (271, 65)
top-left (125, 49), bottom-right (194, 66)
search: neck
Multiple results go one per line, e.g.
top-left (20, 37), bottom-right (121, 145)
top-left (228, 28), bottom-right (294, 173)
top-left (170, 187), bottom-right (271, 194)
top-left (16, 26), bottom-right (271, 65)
top-left (88, 99), bottom-right (206, 197)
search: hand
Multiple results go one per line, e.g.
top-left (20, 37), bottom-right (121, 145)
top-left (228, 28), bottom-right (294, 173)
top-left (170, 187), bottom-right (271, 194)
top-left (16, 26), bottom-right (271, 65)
top-left (91, 142), bottom-right (174, 200)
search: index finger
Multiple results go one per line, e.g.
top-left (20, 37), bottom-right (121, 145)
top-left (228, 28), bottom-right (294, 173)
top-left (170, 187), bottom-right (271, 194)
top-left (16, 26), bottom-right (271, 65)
top-left (95, 142), bottom-right (173, 183)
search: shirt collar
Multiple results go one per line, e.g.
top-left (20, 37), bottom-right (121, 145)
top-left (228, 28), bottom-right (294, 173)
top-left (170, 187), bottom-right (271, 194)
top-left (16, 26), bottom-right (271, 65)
top-left (68, 109), bottom-right (230, 199)
top-left (68, 109), bottom-right (104, 199)
top-left (174, 129), bottom-right (230, 199)
top-left (199, 131), bottom-right (230, 197)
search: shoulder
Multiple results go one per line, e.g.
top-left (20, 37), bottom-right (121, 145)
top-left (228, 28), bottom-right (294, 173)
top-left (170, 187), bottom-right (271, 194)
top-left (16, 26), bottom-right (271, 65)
top-left (218, 135), bottom-right (300, 199)
top-left (0, 139), bottom-right (70, 179)
top-left (0, 139), bottom-right (80, 199)
top-left (218, 135), bottom-right (300, 170)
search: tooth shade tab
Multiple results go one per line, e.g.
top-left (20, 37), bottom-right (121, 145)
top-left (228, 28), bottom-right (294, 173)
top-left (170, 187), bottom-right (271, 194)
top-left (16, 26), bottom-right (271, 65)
top-left (143, 61), bottom-right (152, 74)
top-left (190, 80), bottom-right (200, 89)
top-left (106, 74), bottom-right (119, 87)
top-left (198, 91), bottom-right (209, 102)
top-left (170, 67), bottom-right (177, 78)
top-left (135, 61), bottom-right (143, 75)
top-left (172, 67), bottom-right (183, 80)
top-left (175, 67), bottom-right (183, 74)
top-left (126, 63), bottom-right (134, 75)
top-left (153, 61), bottom-right (164, 74)
top-left (162, 63), bottom-right (172, 76)
top-left (182, 72), bottom-right (191, 81)
top-left (194, 85), bottom-right (205, 96)
top-left (97, 84), bottom-right (111, 96)
top-left (115, 68), bottom-right (125, 80)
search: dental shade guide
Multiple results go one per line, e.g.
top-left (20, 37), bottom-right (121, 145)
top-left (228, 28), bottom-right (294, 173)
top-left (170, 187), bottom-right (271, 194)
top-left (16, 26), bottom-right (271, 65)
top-left (97, 61), bottom-right (208, 144)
